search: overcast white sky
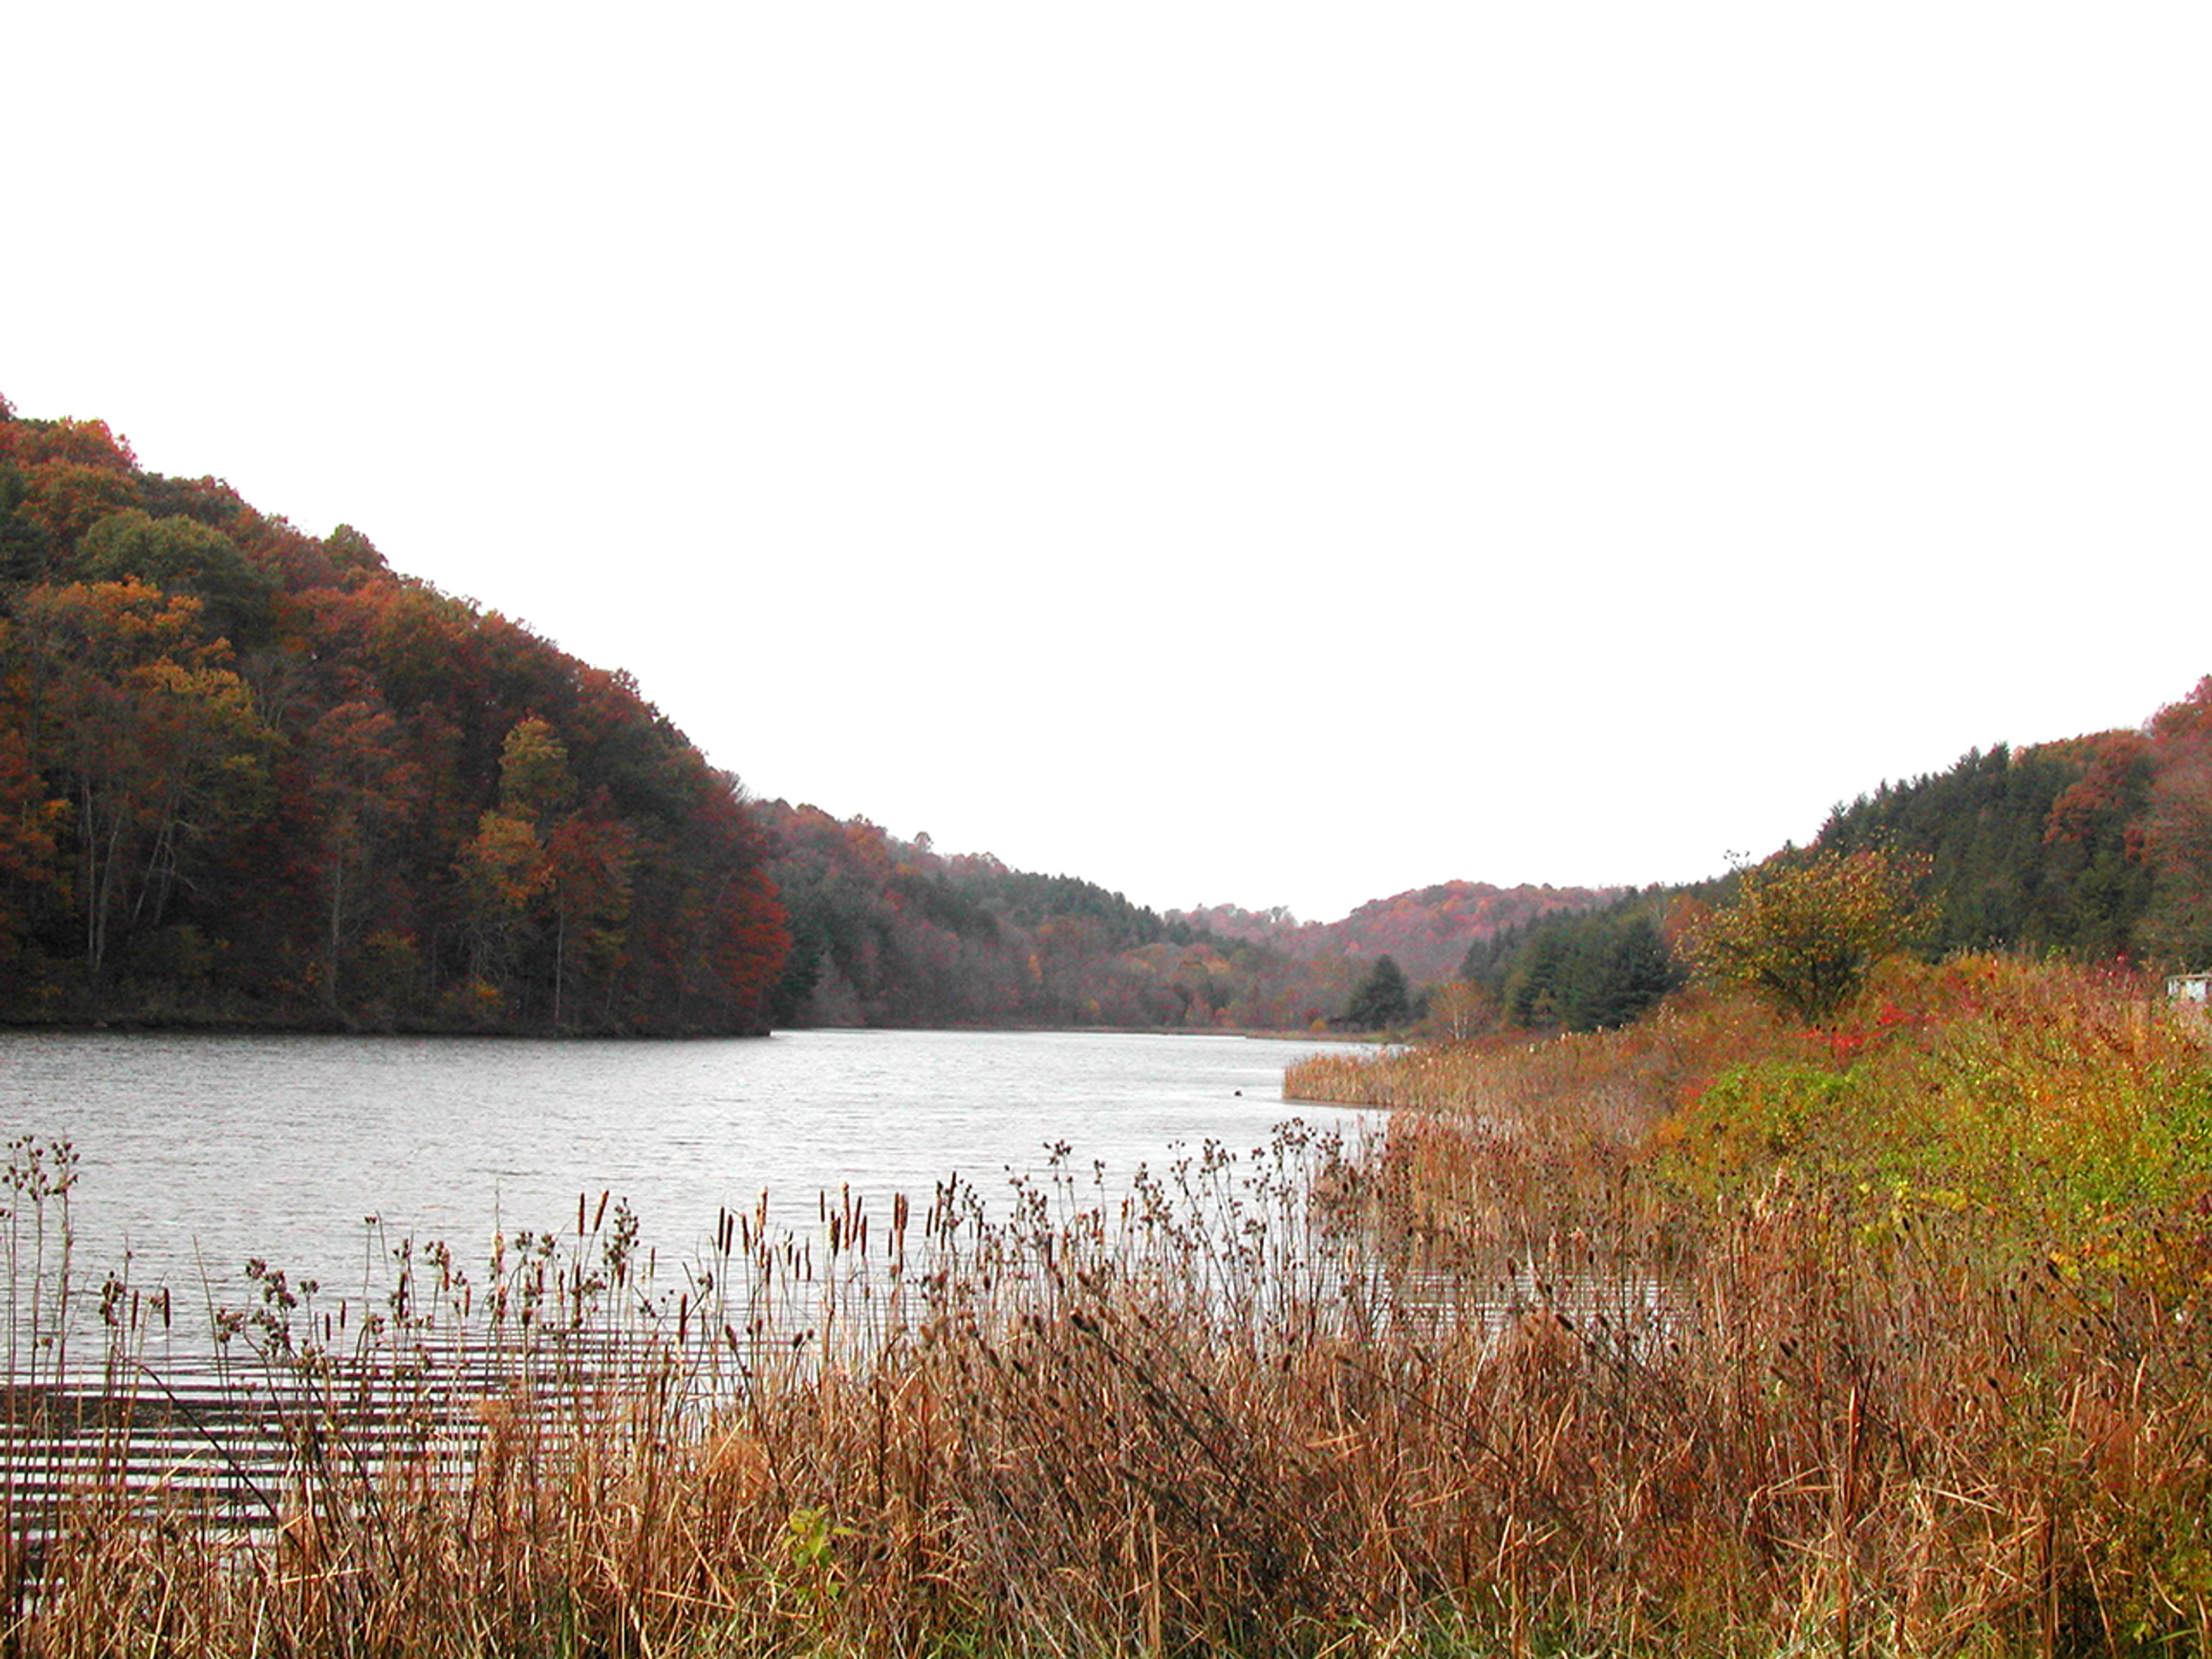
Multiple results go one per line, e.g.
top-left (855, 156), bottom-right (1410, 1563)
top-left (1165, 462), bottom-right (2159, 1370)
top-left (7, 5), bottom-right (2207, 923)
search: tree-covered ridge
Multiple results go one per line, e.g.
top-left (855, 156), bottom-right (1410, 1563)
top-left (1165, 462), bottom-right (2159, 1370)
top-left (1315, 880), bottom-right (1621, 984)
top-left (0, 397), bottom-right (786, 1033)
top-left (1815, 737), bottom-right (2153, 960)
top-left (762, 813), bottom-right (1618, 1031)
top-left (1459, 683), bottom-right (2212, 1036)
top-left (757, 804), bottom-right (1297, 1029)
top-left (1171, 881), bottom-right (1618, 985)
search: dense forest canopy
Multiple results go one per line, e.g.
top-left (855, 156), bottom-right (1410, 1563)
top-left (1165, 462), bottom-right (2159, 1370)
top-left (0, 397), bottom-right (787, 1033)
top-left (1466, 688), bottom-right (2212, 1035)
top-left (1171, 881), bottom-right (1619, 986)
top-left (756, 807), bottom-right (1613, 1031)
top-left (759, 803), bottom-right (1309, 1029)
top-left (1461, 891), bottom-right (1684, 1033)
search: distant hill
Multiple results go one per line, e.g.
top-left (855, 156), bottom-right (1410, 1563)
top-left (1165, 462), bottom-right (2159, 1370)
top-left (1173, 881), bottom-right (1620, 984)
top-left (758, 810), bottom-right (1622, 1033)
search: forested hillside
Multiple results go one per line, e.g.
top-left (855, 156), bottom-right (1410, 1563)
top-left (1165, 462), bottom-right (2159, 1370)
top-left (0, 397), bottom-right (787, 1033)
top-left (758, 804), bottom-right (1305, 1028)
top-left (762, 810), bottom-right (1614, 1030)
top-left (1461, 679), bottom-right (2212, 1034)
top-left (1175, 881), bottom-right (1618, 984)
top-left (1815, 734), bottom-right (2154, 958)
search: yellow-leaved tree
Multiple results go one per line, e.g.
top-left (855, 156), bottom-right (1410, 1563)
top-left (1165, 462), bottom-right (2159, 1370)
top-left (1684, 848), bottom-right (1937, 1027)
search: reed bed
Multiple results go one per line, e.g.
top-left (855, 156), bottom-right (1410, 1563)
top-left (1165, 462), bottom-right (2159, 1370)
top-left (1288, 959), bottom-right (2212, 1657)
top-left (2, 962), bottom-right (2209, 1657)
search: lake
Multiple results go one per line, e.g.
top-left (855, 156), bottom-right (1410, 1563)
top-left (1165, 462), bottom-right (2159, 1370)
top-left (0, 1028), bottom-right (1349, 1315)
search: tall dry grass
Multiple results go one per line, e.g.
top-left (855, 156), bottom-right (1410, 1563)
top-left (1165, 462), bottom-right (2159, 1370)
top-left (1, 964), bottom-right (2208, 1657)
top-left (1288, 960), bottom-right (2212, 1657)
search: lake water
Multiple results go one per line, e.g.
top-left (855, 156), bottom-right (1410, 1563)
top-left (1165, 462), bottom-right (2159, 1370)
top-left (0, 1028), bottom-right (1347, 1310)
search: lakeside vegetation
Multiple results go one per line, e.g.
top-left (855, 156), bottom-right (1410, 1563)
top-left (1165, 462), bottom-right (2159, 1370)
top-left (5, 950), bottom-right (2206, 1654)
top-left (1283, 946), bottom-right (2212, 1657)
top-left (1461, 679), bottom-right (2212, 1041)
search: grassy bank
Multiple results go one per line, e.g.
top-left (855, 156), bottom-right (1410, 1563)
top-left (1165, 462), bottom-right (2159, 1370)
top-left (4, 957), bottom-right (2209, 1655)
top-left (1288, 956), bottom-right (2212, 1656)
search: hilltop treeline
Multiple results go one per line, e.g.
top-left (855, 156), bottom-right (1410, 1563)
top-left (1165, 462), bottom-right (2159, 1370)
top-left (1814, 732), bottom-right (2155, 957)
top-left (759, 805), bottom-right (1313, 1028)
top-left (1463, 681), bottom-right (2212, 1033)
top-left (0, 399), bottom-right (786, 1033)
top-left (1175, 880), bottom-right (1616, 986)
top-left (760, 808), bottom-right (1613, 1031)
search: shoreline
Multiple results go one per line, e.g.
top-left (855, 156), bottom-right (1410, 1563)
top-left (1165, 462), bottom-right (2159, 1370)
top-left (0, 1012), bottom-right (1390, 1044)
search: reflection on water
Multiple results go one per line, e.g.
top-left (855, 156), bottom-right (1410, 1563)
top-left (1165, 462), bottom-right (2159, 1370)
top-left (0, 1028), bottom-right (1345, 1306)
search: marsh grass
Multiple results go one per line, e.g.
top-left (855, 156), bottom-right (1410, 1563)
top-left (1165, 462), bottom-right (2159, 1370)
top-left (2, 963), bottom-right (2209, 1657)
top-left (1287, 961), bottom-right (2212, 1657)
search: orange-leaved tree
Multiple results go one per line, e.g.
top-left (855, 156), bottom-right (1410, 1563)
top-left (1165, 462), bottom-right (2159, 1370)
top-left (12, 579), bottom-right (272, 976)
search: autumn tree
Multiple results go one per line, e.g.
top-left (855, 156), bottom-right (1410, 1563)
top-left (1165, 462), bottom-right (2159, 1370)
top-left (545, 808), bottom-right (632, 1026)
top-left (75, 510), bottom-right (275, 648)
top-left (305, 699), bottom-right (425, 1007)
top-left (495, 715), bottom-right (575, 827)
top-left (1685, 849), bottom-right (1936, 1027)
top-left (2127, 677), bottom-right (2212, 963)
top-left (1421, 978), bottom-right (1499, 1042)
top-left (0, 719), bottom-right (66, 955)
top-left (9, 461), bottom-right (141, 566)
top-left (11, 580), bottom-right (271, 976)
top-left (454, 718), bottom-right (570, 998)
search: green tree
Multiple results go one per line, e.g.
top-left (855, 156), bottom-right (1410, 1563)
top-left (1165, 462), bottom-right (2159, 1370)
top-left (1344, 953), bottom-right (1412, 1029)
top-left (1556, 915), bottom-right (1681, 1032)
top-left (1685, 849), bottom-right (1936, 1027)
top-left (75, 510), bottom-right (275, 647)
